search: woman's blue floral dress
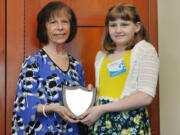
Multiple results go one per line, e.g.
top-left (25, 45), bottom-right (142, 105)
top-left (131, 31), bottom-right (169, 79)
top-left (11, 49), bottom-right (85, 135)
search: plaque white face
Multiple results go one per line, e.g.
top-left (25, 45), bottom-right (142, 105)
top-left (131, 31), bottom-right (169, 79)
top-left (62, 86), bottom-right (96, 119)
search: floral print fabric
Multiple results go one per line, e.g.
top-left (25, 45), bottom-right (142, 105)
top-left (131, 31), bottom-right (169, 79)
top-left (11, 49), bottom-right (84, 135)
top-left (88, 98), bottom-right (151, 135)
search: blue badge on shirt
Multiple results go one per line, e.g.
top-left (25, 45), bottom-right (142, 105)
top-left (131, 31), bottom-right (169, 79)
top-left (107, 59), bottom-right (127, 78)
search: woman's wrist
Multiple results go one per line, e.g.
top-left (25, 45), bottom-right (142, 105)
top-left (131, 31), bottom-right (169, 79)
top-left (37, 104), bottom-right (53, 116)
top-left (37, 104), bottom-right (62, 116)
top-left (42, 104), bottom-right (58, 116)
top-left (42, 104), bottom-right (48, 117)
top-left (46, 104), bottom-right (62, 114)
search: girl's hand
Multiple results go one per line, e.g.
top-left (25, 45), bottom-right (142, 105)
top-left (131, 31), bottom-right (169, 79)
top-left (80, 106), bottom-right (104, 126)
top-left (87, 83), bottom-right (93, 91)
top-left (52, 105), bottom-right (79, 123)
top-left (87, 84), bottom-right (99, 94)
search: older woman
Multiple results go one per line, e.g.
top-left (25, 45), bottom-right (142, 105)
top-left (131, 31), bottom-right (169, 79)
top-left (11, 1), bottom-right (85, 134)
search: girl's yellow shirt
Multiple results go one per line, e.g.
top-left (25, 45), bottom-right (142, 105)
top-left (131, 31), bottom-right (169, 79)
top-left (98, 50), bottom-right (132, 99)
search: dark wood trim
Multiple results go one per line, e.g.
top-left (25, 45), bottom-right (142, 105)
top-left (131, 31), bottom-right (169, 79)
top-left (0, 0), bottom-right (6, 134)
top-left (149, 0), bottom-right (160, 135)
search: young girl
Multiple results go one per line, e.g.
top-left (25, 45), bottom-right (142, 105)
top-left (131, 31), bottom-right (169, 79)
top-left (81, 3), bottom-right (159, 134)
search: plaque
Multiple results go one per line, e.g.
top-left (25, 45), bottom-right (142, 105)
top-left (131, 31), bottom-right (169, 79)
top-left (62, 85), bottom-right (97, 119)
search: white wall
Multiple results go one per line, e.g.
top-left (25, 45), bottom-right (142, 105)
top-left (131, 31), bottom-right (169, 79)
top-left (158, 0), bottom-right (180, 134)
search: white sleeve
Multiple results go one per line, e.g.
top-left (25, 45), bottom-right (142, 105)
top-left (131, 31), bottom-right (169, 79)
top-left (95, 51), bottom-right (106, 88)
top-left (137, 47), bottom-right (160, 97)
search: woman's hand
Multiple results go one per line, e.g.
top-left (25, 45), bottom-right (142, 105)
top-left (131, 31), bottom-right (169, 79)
top-left (37, 104), bottom-right (79, 123)
top-left (52, 105), bottom-right (79, 123)
top-left (80, 106), bottom-right (104, 126)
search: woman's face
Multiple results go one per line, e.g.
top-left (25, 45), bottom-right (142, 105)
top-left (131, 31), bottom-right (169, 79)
top-left (108, 18), bottom-right (140, 46)
top-left (46, 9), bottom-right (70, 46)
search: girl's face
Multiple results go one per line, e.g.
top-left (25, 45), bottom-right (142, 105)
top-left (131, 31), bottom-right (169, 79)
top-left (46, 9), bottom-right (70, 46)
top-left (108, 18), bottom-right (140, 46)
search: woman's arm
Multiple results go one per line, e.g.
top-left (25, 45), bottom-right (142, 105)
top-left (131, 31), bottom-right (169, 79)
top-left (37, 104), bottom-right (79, 123)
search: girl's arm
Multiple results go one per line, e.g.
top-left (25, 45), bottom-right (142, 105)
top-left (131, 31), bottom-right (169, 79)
top-left (81, 45), bottom-right (159, 126)
top-left (80, 91), bottom-right (152, 126)
top-left (100, 91), bottom-right (152, 113)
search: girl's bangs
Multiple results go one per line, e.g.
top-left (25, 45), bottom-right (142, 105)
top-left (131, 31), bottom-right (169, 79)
top-left (108, 8), bottom-right (133, 21)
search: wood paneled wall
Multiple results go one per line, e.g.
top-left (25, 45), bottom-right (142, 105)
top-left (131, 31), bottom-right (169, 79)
top-left (0, 0), bottom-right (159, 135)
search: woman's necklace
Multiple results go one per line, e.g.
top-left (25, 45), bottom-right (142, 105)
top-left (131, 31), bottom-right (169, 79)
top-left (43, 46), bottom-right (69, 71)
